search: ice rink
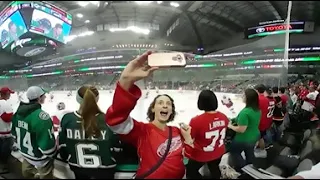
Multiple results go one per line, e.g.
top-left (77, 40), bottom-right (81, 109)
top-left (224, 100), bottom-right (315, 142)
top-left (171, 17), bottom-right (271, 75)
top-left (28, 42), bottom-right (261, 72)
top-left (8, 89), bottom-right (245, 125)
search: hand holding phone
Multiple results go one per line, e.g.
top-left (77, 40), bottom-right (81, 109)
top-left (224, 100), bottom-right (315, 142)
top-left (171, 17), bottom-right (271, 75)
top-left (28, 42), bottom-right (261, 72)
top-left (148, 52), bottom-right (187, 67)
top-left (179, 123), bottom-right (189, 131)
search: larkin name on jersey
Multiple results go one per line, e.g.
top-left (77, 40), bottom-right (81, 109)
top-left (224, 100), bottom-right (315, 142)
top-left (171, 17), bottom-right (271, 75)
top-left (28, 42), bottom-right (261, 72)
top-left (209, 120), bottom-right (226, 130)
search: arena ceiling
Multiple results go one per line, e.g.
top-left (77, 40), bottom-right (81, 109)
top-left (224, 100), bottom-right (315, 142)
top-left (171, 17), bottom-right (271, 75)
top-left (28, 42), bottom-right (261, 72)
top-left (47, 1), bottom-right (317, 46)
top-left (0, 1), bottom-right (319, 68)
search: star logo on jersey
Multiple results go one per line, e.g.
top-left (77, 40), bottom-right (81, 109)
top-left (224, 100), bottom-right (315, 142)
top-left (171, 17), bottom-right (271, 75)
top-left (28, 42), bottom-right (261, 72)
top-left (156, 136), bottom-right (182, 157)
top-left (39, 111), bottom-right (50, 120)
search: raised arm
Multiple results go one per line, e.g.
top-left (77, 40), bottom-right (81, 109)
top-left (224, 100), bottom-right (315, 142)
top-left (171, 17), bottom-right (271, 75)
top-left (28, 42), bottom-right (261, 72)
top-left (105, 51), bottom-right (158, 145)
top-left (106, 82), bottom-right (144, 137)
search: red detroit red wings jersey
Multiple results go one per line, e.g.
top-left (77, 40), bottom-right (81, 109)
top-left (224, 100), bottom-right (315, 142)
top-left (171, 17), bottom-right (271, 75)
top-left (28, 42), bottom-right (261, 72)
top-left (186, 112), bottom-right (228, 162)
top-left (258, 94), bottom-right (275, 131)
top-left (106, 83), bottom-right (186, 179)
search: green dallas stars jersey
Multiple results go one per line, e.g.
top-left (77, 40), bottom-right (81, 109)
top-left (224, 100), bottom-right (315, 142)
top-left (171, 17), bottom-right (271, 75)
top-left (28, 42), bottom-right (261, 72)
top-left (11, 102), bottom-right (56, 166)
top-left (58, 111), bottom-right (119, 168)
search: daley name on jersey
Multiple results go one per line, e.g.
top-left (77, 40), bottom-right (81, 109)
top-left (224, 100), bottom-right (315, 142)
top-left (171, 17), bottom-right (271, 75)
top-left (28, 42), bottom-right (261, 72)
top-left (66, 129), bottom-right (109, 141)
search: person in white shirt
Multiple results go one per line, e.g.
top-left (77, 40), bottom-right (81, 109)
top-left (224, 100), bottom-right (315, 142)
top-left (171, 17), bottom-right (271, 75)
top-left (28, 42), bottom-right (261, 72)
top-left (288, 162), bottom-right (320, 179)
top-left (301, 86), bottom-right (318, 112)
top-left (300, 86), bottom-right (318, 124)
top-left (0, 87), bottom-right (14, 173)
top-left (51, 102), bottom-right (70, 132)
top-left (290, 89), bottom-right (298, 106)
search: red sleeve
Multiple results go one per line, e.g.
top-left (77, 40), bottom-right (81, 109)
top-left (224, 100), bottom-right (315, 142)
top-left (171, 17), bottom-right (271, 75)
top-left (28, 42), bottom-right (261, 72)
top-left (183, 118), bottom-right (197, 158)
top-left (1, 112), bottom-right (13, 123)
top-left (52, 116), bottom-right (60, 131)
top-left (106, 82), bottom-right (146, 146)
top-left (189, 117), bottom-right (197, 139)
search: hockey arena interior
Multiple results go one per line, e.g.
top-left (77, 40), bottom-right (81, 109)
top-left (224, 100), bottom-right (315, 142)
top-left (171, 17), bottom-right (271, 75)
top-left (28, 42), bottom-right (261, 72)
top-left (1, 1), bottom-right (320, 179)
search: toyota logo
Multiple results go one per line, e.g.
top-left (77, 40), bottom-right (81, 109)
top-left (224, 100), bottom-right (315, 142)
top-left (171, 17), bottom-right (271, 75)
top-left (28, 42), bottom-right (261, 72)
top-left (256, 27), bottom-right (265, 33)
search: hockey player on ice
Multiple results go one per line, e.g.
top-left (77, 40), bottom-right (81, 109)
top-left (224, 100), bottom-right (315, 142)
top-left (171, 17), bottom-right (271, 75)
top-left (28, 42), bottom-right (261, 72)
top-left (67, 91), bottom-right (72, 97)
top-left (155, 86), bottom-right (159, 94)
top-left (51, 102), bottom-right (70, 131)
top-left (221, 95), bottom-right (236, 114)
top-left (49, 92), bottom-right (54, 102)
top-left (145, 87), bottom-right (150, 99)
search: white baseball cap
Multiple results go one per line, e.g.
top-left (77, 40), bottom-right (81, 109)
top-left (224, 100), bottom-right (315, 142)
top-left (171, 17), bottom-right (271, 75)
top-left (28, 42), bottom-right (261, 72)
top-left (26, 86), bottom-right (47, 100)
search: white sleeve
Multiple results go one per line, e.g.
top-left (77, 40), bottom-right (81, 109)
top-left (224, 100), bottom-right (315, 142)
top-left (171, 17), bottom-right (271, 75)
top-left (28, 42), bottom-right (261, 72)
top-left (296, 162), bottom-right (320, 179)
top-left (5, 102), bottom-right (13, 113)
top-left (306, 93), bottom-right (315, 100)
top-left (0, 101), bottom-right (13, 114)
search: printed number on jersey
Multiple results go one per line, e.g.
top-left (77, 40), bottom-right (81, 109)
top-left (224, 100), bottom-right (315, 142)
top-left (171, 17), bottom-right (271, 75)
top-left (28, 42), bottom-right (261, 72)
top-left (15, 127), bottom-right (34, 156)
top-left (267, 105), bottom-right (275, 118)
top-left (203, 128), bottom-right (226, 152)
top-left (76, 143), bottom-right (101, 168)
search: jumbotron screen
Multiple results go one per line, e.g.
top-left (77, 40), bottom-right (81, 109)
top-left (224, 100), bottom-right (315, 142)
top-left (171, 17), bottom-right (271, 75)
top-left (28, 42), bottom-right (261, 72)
top-left (0, 1), bottom-right (72, 49)
top-left (0, 10), bottom-right (27, 48)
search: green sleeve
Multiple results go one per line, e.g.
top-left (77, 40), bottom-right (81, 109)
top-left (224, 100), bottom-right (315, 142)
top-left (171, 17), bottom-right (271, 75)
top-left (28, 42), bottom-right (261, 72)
top-left (36, 111), bottom-right (56, 157)
top-left (237, 109), bottom-right (249, 126)
top-left (58, 115), bottom-right (69, 161)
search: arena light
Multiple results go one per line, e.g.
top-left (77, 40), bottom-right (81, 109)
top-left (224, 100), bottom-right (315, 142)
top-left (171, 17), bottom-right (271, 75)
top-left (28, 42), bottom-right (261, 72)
top-left (170, 2), bottom-right (180, 7)
top-left (85, 20), bottom-right (90, 23)
top-left (65, 31), bottom-right (94, 43)
top-left (78, 1), bottom-right (100, 7)
top-left (76, 13), bottom-right (83, 18)
top-left (135, 1), bottom-right (153, 5)
top-left (89, 1), bottom-right (100, 6)
top-left (109, 26), bottom-right (150, 35)
top-left (78, 31), bottom-right (94, 37)
top-left (157, 1), bottom-right (163, 4)
top-left (78, 2), bottom-right (90, 7)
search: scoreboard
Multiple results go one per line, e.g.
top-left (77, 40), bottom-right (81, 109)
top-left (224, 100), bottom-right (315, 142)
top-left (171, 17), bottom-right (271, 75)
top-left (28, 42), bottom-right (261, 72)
top-left (244, 21), bottom-right (314, 39)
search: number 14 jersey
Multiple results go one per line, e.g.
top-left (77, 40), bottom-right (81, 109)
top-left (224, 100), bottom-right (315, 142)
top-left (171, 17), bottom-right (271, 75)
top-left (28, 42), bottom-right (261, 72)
top-left (186, 112), bottom-right (229, 162)
top-left (58, 112), bottom-right (119, 169)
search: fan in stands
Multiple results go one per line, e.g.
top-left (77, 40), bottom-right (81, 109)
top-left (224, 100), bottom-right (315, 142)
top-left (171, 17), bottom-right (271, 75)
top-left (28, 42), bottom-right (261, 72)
top-left (221, 95), bottom-right (236, 114)
top-left (49, 93), bottom-right (54, 102)
top-left (145, 87), bottom-right (150, 99)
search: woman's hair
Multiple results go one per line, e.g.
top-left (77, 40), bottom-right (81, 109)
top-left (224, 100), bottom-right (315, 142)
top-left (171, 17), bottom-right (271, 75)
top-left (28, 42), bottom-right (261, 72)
top-left (147, 94), bottom-right (176, 122)
top-left (272, 86), bottom-right (279, 94)
top-left (78, 85), bottom-right (102, 138)
top-left (279, 87), bottom-right (286, 94)
top-left (245, 88), bottom-right (259, 111)
top-left (197, 90), bottom-right (218, 111)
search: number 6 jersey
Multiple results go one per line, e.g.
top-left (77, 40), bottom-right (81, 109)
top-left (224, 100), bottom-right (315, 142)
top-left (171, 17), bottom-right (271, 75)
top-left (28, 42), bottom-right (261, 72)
top-left (58, 112), bottom-right (119, 169)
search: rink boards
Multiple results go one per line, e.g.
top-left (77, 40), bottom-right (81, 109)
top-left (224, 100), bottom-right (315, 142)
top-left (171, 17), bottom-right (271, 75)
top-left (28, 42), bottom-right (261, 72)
top-left (10, 132), bottom-right (231, 179)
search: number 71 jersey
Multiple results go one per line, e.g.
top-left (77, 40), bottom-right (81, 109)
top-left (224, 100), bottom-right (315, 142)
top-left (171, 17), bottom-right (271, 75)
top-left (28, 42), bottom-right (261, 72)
top-left (186, 112), bottom-right (229, 162)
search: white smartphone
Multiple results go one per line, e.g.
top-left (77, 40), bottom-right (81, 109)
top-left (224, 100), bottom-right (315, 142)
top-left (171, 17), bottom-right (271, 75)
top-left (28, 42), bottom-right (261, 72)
top-left (148, 52), bottom-right (187, 67)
